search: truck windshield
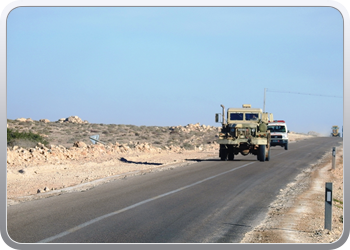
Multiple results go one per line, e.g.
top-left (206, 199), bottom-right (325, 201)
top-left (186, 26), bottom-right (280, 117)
top-left (230, 113), bottom-right (243, 120)
top-left (268, 125), bottom-right (286, 132)
top-left (245, 113), bottom-right (259, 120)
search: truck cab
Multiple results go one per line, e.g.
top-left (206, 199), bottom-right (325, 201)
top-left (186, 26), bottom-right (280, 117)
top-left (267, 120), bottom-right (288, 150)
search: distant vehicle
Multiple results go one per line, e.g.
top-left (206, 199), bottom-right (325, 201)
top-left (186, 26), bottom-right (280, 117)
top-left (215, 104), bottom-right (273, 162)
top-left (331, 125), bottom-right (340, 137)
top-left (268, 120), bottom-right (289, 150)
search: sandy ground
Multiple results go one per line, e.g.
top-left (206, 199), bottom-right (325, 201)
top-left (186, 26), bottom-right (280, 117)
top-left (6, 133), bottom-right (344, 243)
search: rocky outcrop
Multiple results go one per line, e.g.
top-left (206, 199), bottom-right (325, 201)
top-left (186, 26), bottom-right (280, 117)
top-left (171, 123), bottom-right (220, 133)
top-left (57, 116), bottom-right (89, 124)
top-left (16, 118), bottom-right (33, 122)
top-left (39, 119), bottom-right (50, 123)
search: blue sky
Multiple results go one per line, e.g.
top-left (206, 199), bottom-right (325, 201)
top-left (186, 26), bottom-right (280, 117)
top-left (6, 7), bottom-right (343, 135)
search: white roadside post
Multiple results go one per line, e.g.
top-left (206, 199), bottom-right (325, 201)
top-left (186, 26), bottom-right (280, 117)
top-left (325, 182), bottom-right (333, 231)
top-left (332, 147), bottom-right (337, 169)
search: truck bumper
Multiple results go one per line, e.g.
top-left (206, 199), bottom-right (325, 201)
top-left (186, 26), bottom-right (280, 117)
top-left (270, 139), bottom-right (288, 146)
top-left (217, 138), bottom-right (268, 145)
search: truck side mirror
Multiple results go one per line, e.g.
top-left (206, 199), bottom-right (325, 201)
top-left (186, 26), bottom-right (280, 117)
top-left (215, 113), bottom-right (221, 123)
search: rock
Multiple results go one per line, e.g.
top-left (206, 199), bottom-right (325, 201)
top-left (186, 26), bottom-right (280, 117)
top-left (16, 118), bottom-right (27, 122)
top-left (26, 118), bottom-right (34, 122)
top-left (39, 119), bottom-right (50, 123)
top-left (73, 141), bottom-right (87, 148)
top-left (57, 116), bottom-right (89, 124)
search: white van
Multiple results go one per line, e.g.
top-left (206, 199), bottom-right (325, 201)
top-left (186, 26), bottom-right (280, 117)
top-left (268, 120), bottom-right (288, 150)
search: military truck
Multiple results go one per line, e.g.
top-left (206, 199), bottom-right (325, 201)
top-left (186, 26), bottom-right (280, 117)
top-left (331, 125), bottom-right (340, 137)
top-left (215, 104), bottom-right (272, 162)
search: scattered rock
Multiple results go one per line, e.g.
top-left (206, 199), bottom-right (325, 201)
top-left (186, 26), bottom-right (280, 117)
top-left (73, 141), bottom-right (87, 148)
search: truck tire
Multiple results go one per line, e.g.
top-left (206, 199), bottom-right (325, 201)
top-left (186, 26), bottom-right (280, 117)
top-left (221, 151), bottom-right (227, 161)
top-left (220, 146), bottom-right (227, 161)
top-left (258, 145), bottom-right (266, 162)
top-left (228, 146), bottom-right (234, 160)
top-left (266, 146), bottom-right (270, 161)
top-left (228, 152), bottom-right (234, 161)
top-left (284, 142), bottom-right (288, 150)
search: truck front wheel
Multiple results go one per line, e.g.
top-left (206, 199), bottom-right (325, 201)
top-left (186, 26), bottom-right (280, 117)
top-left (258, 145), bottom-right (266, 162)
top-left (220, 146), bottom-right (227, 161)
top-left (266, 146), bottom-right (270, 161)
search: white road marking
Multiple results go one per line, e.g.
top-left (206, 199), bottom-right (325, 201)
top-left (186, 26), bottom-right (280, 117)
top-left (38, 162), bottom-right (255, 243)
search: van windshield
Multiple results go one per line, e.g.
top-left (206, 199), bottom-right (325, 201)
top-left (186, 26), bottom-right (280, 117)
top-left (268, 125), bottom-right (286, 132)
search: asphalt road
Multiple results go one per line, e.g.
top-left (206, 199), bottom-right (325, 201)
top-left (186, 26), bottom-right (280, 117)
top-left (7, 137), bottom-right (342, 243)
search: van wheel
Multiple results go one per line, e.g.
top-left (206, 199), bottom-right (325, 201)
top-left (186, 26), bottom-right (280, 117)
top-left (285, 142), bottom-right (288, 150)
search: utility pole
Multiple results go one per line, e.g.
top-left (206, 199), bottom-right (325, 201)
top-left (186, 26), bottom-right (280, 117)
top-left (263, 88), bottom-right (266, 112)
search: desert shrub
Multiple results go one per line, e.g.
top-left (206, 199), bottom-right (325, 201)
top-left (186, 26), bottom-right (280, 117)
top-left (152, 130), bottom-right (164, 136)
top-left (107, 128), bottom-right (117, 134)
top-left (67, 138), bottom-right (76, 143)
top-left (7, 128), bottom-right (49, 147)
top-left (37, 129), bottom-right (51, 135)
top-left (182, 142), bottom-right (195, 150)
top-left (189, 131), bottom-right (203, 137)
